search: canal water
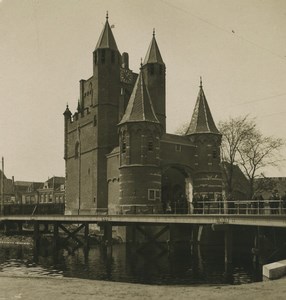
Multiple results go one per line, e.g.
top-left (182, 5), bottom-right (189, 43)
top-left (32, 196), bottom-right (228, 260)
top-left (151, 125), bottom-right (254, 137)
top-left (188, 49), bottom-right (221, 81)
top-left (0, 242), bottom-right (262, 285)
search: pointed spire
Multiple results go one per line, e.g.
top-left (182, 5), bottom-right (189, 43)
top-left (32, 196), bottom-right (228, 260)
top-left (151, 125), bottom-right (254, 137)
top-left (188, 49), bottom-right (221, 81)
top-left (119, 67), bottom-right (159, 125)
top-left (143, 30), bottom-right (164, 65)
top-left (185, 79), bottom-right (220, 135)
top-left (77, 100), bottom-right (81, 112)
top-left (63, 104), bottom-right (72, 118)
top-left (95, 14), bottom-right (119, 51)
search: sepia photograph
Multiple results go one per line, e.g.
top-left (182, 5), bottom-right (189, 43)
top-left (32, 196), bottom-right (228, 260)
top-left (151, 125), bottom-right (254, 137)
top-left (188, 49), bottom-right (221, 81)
top-left (0, 0), bottom-right (286, 299)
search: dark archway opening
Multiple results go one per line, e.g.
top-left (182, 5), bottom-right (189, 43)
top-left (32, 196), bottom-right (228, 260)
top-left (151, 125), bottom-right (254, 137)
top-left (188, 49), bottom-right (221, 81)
top-left (162, 167), bottom-right (189, 214)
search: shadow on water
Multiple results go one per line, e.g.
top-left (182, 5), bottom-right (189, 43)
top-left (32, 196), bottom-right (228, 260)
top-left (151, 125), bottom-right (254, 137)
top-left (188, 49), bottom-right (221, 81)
top-left (0, 240), bottom-right (263, 285)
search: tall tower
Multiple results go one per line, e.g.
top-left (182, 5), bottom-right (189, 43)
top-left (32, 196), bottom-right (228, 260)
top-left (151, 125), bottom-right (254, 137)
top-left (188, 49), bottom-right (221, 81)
top-left (185, 79), bottom-right (222, 199)
top-left (64, 15), bottom-right (121, 214)
top-left (142, 30), bottom-right (166, 132)
top-left (118, 68), bottom-right (162, 213)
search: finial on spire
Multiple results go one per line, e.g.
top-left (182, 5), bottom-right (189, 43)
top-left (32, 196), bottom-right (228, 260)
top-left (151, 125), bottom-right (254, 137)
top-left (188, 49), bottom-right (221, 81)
top-left (200, 76), bottom-right (203, 88)
top-left (106, 11), bottom-right (109, 21)
top-left (153, 28), bottom-right (155, 37)
top-left (140, 58), bottom-right (143, 69)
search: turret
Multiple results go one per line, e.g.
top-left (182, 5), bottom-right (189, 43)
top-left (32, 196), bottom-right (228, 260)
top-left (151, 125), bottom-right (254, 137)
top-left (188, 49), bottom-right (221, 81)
top-left (186, 78), bottom-right (222, 199)
top-left (63, 105), bottom-right (72, 160)
top-left (142, 30), bottom-right (166, 132)
top-left (118, 67), bottom-right (162, 212)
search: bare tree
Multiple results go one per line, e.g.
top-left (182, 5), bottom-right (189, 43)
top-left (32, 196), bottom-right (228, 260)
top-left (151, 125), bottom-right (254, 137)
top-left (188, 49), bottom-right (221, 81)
top-left (218, 115), bottom-right (256, 197)
top-left (238, 132), bottom-right (284, 198)
top-left (254, 174), bottom-right (277, 195)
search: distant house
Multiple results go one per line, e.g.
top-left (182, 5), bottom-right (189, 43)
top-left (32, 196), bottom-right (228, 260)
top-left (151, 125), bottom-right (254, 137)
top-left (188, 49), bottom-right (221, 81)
top-left (254, 177), bottom-right (286, 199)
top-left (0, 170), bottom-right (15, 203)
top-left (20, 182), bottom-right (44, 204)
top-left (38, 176), bottom-right (65, 204)
top-left (14, 176), bottom-right (65, 205)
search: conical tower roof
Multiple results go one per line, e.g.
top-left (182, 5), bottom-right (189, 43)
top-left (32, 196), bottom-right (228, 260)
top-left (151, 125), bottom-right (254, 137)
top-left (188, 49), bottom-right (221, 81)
top-left (186, 79), bottom-right (220, 135)
top-left (119, 69), bottom-right (159, 125)
top-left (143, 30), bottom-right (164, 65)
top-left (95, 14), bottom-right (119, 51)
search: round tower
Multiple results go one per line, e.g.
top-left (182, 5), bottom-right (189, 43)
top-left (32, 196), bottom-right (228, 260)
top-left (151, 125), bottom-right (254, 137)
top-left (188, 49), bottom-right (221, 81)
top-left (185, 79), bottom-right (222, 201)
top-left (118, 68), bottom-right (162, 213)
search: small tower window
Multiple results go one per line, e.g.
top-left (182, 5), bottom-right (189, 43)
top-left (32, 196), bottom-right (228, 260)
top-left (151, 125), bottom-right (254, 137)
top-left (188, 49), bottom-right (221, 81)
top-left (148, 141), bottom-right (154, 151)
top-left (93, 115), bottom-right (97, 126)
top-left (111, 51), bottom-right (115, 64)
top-left (94, 52), bottom-right (97, 65)
top-left (122, 142), bottom-right (126, 153)
top-left (101, 50), bottom-right (106, 64)
top-left (212, 149), bottom-right (217, 159)
top-left (75, 142), bottom-right (80, 159)
top-left (175, 144), bottom-right (182, 152)
top-left (150, 64), bottom-right (154, 75)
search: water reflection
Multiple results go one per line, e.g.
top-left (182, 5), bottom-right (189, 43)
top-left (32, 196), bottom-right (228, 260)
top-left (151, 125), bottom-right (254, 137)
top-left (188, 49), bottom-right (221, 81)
top-left (0, 242), bottom-right (262, 285)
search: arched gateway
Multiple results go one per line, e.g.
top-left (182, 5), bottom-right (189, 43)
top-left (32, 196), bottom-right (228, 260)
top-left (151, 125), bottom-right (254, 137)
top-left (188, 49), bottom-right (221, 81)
top-left (161, 164), bottom-right (194, 214)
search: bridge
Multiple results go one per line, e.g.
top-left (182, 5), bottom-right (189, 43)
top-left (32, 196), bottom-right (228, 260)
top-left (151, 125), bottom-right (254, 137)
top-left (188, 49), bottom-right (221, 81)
top-left (0, 199), bottom-right (285, 265)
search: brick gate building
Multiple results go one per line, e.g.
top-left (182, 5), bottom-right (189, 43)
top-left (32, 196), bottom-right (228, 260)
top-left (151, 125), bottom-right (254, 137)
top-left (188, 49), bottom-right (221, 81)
top-left (64, 15), bottom-right (222, 215)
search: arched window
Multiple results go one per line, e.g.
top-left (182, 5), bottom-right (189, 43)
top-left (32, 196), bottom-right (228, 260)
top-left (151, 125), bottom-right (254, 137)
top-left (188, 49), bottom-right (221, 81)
top-left (75, 142), bottom-right (80, 159)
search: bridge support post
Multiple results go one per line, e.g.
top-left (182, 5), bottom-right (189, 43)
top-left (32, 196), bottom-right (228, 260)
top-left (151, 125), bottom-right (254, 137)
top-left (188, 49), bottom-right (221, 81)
top-left (84, 222), bottom-right (89, 248)
top-left (102, 222), bottom-right (113, 257)
top-left (53, 222), bottom-right (59, 249)
top-left (17, 222), bottom-right (22, 234)
top-left (33, 221), bottom-right (40, 250)
top-left (224, 226), bottom-right (233, 264)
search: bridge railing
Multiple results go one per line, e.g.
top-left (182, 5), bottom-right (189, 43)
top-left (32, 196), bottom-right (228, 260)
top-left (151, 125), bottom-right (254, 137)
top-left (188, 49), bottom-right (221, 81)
top-left (187, 199), bottom-right (285, 215)
top-left (117, 199), bottom-right (286, 215)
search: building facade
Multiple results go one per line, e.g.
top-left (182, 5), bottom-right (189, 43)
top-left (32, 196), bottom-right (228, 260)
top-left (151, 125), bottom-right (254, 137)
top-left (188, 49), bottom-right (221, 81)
top-left (64, 16), bottom-right (223, 215)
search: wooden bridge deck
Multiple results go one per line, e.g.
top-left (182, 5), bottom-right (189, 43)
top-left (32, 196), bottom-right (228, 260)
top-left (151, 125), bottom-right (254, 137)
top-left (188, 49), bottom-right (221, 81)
top-left (1, 214), bottom-right (286, 228)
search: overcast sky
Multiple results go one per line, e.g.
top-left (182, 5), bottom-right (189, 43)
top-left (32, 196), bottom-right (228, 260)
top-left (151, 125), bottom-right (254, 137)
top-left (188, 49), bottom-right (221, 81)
top-left (1, 0), bottom-right (286, 181)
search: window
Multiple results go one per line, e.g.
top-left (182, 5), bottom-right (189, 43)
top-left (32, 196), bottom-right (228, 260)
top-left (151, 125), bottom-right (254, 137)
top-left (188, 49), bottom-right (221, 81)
top-left (101, 50), bottom-right (105, 64)
top-left (175, 144), bottom-right (182, 152)
top-left (93, 115), bottom-right (97, 126)
top-left (150, 64), bottom-right (154, 75)
top-left (148, 141), bottom-right (154, 151)
top-left (212, 150), bottom-right (217, 159)
top-left (122, 141), bottom-right (126, 153)
top-left (148, 189), bottom-right (161, 201)
top-left (94, 52), bottom-right (97, 65)
top-left (111, 51), bottom-right (115, 63)
top-left (75, 142), bottom-right (80, 159)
